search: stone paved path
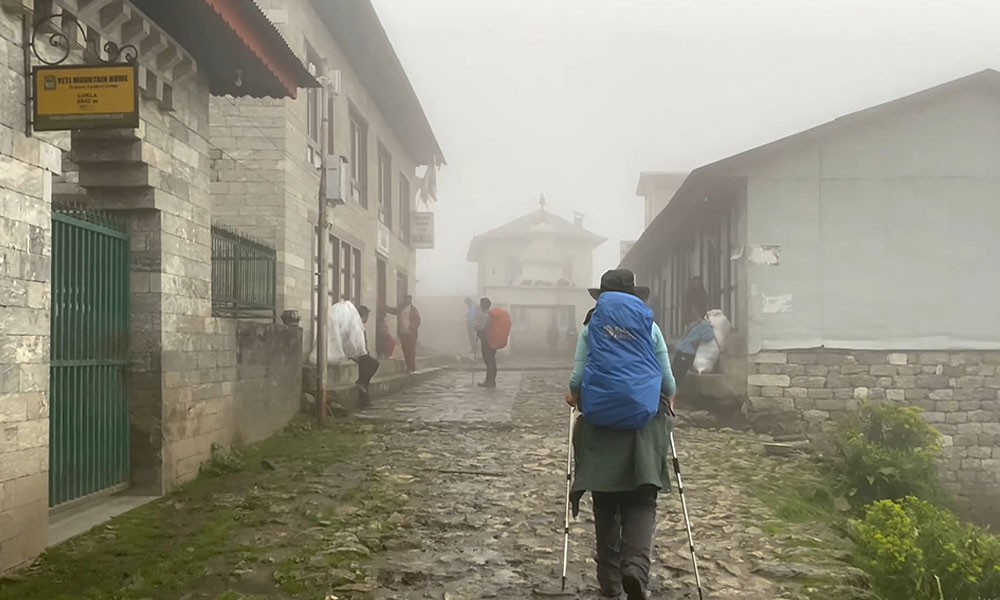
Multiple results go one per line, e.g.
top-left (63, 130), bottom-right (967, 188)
top-left (355, 370), bottom-right (856, 600)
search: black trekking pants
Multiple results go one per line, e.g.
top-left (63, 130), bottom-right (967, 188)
top-left (480, 339), bottom-right (497, 385)
top-left (671, 351), bottom-right (696, 392)
top-left (592, 485), bottom-right (658, 593)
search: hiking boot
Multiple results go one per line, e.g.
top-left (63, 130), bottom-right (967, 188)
top-left (621, 568), bottom-right (647, 600)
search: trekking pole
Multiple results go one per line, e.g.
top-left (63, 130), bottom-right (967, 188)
top-left (667, 408), bottom-right (704, 600)
top-left (561, 406), bottom-right (576, 592)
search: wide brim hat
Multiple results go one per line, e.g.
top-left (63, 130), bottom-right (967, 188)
top-left (588, 269), bottom-right (651, 301)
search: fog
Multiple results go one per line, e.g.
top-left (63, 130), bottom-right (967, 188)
top-left (371, 0), bottom-right (1000, 297)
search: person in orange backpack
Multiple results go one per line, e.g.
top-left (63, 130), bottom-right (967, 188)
top-left (474, 297), bottom-right (511, 388)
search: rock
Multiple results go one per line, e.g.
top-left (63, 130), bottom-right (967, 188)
top-left (763, 442), bottom-right (799, 456)
top-left (753, 562), bottom-right (836, 581)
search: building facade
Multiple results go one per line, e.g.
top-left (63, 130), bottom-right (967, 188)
top-left (468, 198), bottom-right (606, 354)
top-left (210, 0), bottom-right (444, 358)
top-left (635, 171), bottom-right (687, 227)
top-left (622, 70), bottom-right (1000, 524)
top-left (0, 0), bottom-right (313, 573)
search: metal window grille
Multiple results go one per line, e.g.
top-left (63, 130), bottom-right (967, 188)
top-left (211, 225), bottom-right (276, 320)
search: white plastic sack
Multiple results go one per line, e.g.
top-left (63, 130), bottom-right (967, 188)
top-left (308, 301), bottom-right (367, 365)
top-left (334, 301), bottom-right (367, 359)
top-left (692, 309), bottom-right (732, 374)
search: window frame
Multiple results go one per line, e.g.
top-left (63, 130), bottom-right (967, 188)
top-left (377, 143), bottom-right (393, 229)
top-left (396, 271), bottom-right (408, 306)
top-left (349, 108), bottom-right (369, 208)
top-left (399, 174), bottom-right (411, 245)
top-left (305, 44), bottom-right (323, 167)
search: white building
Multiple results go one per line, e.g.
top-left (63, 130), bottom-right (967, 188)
top-left (210, 0), bottom-right (444, 358)
top-left (635, 171), bottom-right (688, 227)
top-left (622, 69), bottom-right (1000, 524)
top-left (467, 197), bottom-right (606, 354)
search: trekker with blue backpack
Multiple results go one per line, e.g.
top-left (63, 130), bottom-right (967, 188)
top-left (565, 269), bottom-right (676, 600)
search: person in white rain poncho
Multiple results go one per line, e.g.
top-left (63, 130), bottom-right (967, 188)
top-left (310, 299), bottom-right (369, 366)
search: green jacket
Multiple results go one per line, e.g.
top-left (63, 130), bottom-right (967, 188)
top-left (569, 411), bottom-right (673, 516)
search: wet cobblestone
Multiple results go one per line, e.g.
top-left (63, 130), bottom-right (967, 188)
top-left (355, 370), bottom-right (858, 600)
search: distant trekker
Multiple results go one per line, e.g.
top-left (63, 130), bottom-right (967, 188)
top-left (464, 297), bottom-right (479, 357)
top-left (672, 317), bottom-right (716, 392)
top-left (385, 295), bottom-right (421, 372)
top-left (354, 306), bottom-right (380, 405)
top-left (475, 297), bottom-right (511, 388)
top-left (566, 269), bottom-right (676, 600)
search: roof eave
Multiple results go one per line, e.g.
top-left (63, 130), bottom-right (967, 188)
top-left (310, 0), bottom-right (444, 166)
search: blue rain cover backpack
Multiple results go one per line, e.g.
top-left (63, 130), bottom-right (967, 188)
top-left (581, 292), bottom-right (662, 430)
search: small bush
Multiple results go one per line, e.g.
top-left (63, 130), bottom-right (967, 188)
top-left (834, 402), bottom-right (947, 509)
top-left (851, 497), bottom-right (1000, 600)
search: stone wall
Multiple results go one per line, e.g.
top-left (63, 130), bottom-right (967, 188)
top-left (233, 322), bottom-right (303, 445)
top-left (747, 349), bottom-right (1000, 524)
top-left (72, 68), bottom-right (219, 493)
top-left (212, 0), bottom-right (422, 360)
top-left (0, 3), bottom-right (62, 573)
top-left (167, 320), bottom-right (303, 485)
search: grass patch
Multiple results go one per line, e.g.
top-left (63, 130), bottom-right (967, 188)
top-left (736, 453), bottom-right (866, 600)
top-left (0, 418), bottom-right (397, 600)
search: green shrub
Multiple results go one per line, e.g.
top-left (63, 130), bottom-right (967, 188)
top-left (851, 497), bottom-right (1000, 600)
top-left (834, 402), bottom-right (947, 509)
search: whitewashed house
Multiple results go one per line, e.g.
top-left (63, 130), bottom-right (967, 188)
top-left (622, 69), bottom-right (1000, 524)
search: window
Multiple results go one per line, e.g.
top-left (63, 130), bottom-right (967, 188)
top-left (327, 96), bottom-right (336, 152)
top-left (340, 241), bottom-right (352, 301)
top-left (377, 259), bottom-right (387, 309)
top-left (506, 258), bottom-right (522, 284)
top-left (349, 109), bottom-right (368, 208)
top-left (377, 144), bottom-right (392, 228)
top-left (399, 174), bottom-right (411, 245)
top-left (352, 247), bottom-right (362, 307)
top-left (305, 45), bottom-right (323, 166)
top-left (329, 234), bottom-right (341, 302)
top-left (396, 271), bottom-right (408, 306)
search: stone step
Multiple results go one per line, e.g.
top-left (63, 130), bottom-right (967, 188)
top-left (301, 355), bottom-right (451, 393)
top-left (323, 367), bottom-right (445, 415)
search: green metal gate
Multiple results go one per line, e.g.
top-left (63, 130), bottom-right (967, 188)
top-left (49, 208), bottom-right (130, 508)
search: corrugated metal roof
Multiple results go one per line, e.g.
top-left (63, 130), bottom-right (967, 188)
top-left (131, 0), bottom-right (318, 98)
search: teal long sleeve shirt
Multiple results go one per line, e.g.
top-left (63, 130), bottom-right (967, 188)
top-left (569, 322), bottom-right (676, 399)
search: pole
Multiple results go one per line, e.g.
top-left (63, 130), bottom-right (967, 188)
top-left (316, 83), bottom-right (330, 425)
top-left (561, 407), bottom-right (576, 591)
top-left (668, 428), bottom-right (704, 600)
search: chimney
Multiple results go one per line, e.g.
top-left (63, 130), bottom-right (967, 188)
top-left (572, 211), bottom-right (584, 227)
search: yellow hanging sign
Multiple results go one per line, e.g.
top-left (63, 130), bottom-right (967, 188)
top-left (33, 64), bottom-right (139, 131)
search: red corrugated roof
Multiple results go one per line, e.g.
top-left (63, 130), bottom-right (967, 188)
top-left (131, 0), bottom-right (317, 98)
top-left (202, 0), bottom-right (310, 97)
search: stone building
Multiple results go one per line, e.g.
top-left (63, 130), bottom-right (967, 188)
top-left (209, 0), bottom-right (445, 357)
top-left (0, 0), bottom-right (314, 572)
top-left (622, 69), bottom-right (1000, 523)
top-left (467, 197), bottom-right (606, 354)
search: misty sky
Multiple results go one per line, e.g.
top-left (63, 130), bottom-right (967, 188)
top-left (370, 0), bottom-right (1000, 297)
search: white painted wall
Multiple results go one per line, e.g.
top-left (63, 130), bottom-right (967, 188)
top-left (476, 239), bottom-right (596, 291)
top-left (743, 87), bottom-right (1000, 352)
